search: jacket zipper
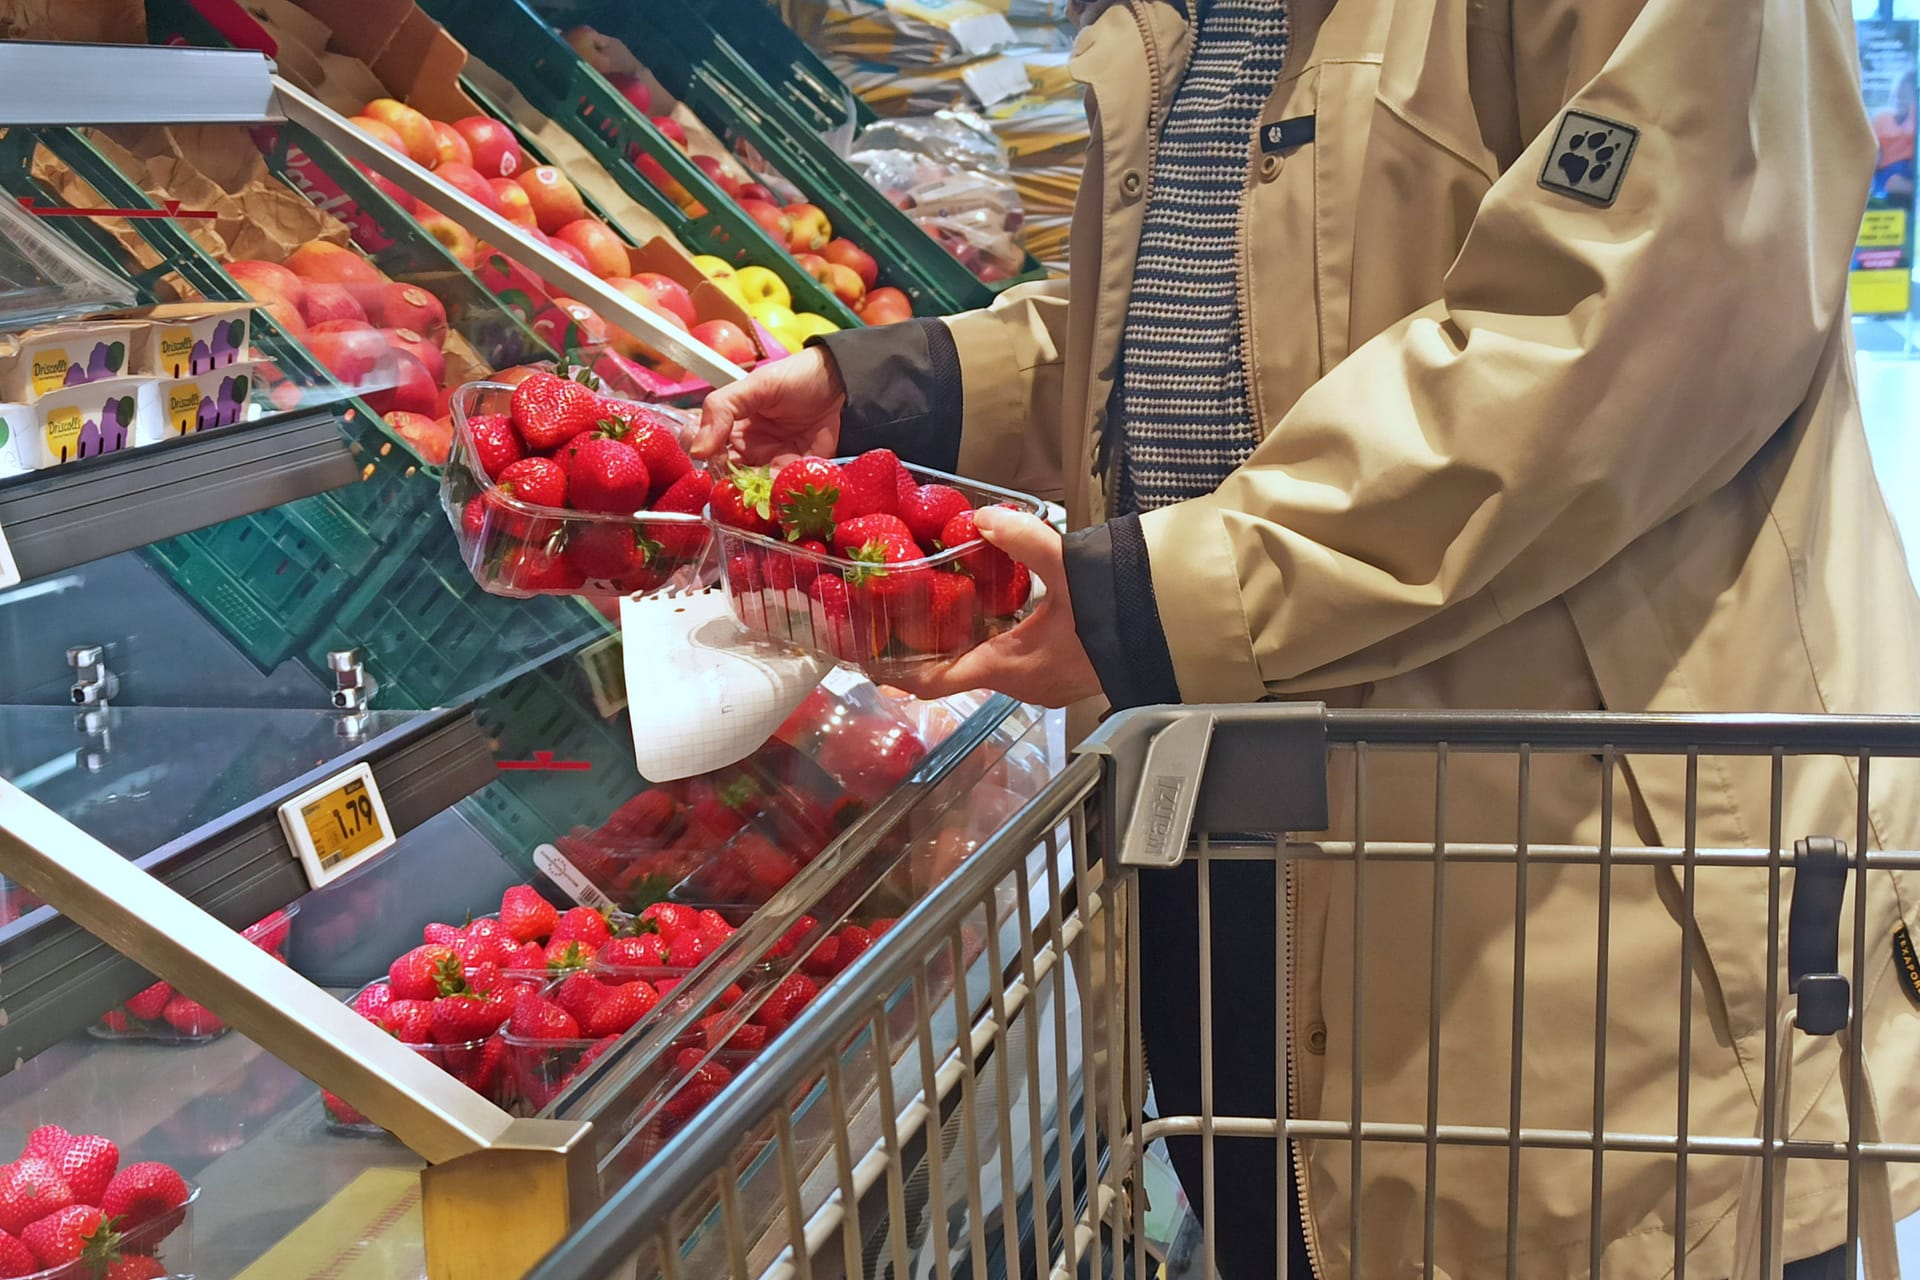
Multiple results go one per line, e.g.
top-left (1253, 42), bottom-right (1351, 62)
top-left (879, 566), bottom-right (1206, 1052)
top-left (1103, 0), bottom-right (1170, 520)
top-left (1287, 859), bottom-right (1326, 1279)
top-left (1235, 146), bottom-right (1264, 439)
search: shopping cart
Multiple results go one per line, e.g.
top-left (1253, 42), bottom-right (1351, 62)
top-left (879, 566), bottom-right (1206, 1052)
top-left (524, 705), bottom-right (1920, 1280)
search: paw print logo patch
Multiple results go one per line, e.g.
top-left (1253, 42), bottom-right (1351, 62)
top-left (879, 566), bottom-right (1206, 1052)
top-left (1539, 110), bottom-right (1639, 207)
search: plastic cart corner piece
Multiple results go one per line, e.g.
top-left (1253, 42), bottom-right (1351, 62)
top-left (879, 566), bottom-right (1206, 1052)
top-left (0, 777), bottom-right (596, 1280)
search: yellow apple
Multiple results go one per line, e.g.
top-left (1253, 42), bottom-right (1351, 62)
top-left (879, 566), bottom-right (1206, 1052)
top-left (748, 301), bottom-right (798, 334)
top-left (692, 254), bottom-right (736, 281)
top-left (787, 311), bottom-right (840, 340)
top-left (732, 265), bottom-right (791, 310)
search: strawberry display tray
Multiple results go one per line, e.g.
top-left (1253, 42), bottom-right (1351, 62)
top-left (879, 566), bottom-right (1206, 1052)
top-left (88, 906), bottom-right (298, 1044)
top-left (321, 979), bottom-right (506, 1137)
top-left (442, 380), bottom-right (715, 599)
top-left (10, 1182), bottom-right (201, 1280)
top-left (711, 462), bottom-right (1045, 679)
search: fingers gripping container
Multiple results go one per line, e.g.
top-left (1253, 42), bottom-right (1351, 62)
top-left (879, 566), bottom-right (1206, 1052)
top-left (711, 463), bottom-right (1046, 680)
top-left (442, 382), bottom-right (715, 600)
top-left (90, 907), bottom-right (298, 1043)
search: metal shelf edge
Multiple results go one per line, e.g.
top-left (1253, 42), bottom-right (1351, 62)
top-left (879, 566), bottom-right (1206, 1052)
top-left (0, 409), bottom-right (359, 583)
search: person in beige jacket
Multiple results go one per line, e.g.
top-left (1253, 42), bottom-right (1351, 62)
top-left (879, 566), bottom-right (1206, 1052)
top-left (698, 0), bottom-right (1920, 1274)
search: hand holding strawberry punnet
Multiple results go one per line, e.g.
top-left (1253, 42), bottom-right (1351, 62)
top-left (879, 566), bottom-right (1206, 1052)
top-left (882, 507), bottom-right (1102, 708)
top-left (693, 347), bottom-right (845, 466)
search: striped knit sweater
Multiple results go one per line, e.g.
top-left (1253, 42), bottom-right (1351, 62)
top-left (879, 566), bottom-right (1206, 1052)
top-left (1114, 0), bottom-right (1291, 515)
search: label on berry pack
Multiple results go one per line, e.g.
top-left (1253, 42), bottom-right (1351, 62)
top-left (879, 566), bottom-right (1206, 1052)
top-left (279, 762), bottom-right (396, 888)
top-left (533, 843), bottom-right (616, 911)
top-left (0, 519), bottom-right (18, 590)
top-left (821, 666), bottom-right (866, 698)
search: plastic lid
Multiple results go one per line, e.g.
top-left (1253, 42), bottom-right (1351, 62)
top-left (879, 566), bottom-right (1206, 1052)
top-left (0, 192), bottom-right (137, 334)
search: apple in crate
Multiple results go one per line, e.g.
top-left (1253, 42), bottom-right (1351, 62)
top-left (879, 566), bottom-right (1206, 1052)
top-left (825, 263), bottom-right (866, 307)
top-left (365, 349), bottom-right (438, 417)
top-left (607, 72), bottom-right (652, 114)
top-left (285, 242), bottom-right (387, 316)
top-left (348, 115), bottom-right (407, 155)
top-left (431, 121), bottom-right (473, 169)
top-left (737, 199), bottom-right (791, 242)
top-left (491, 178), bottom-right (538, 230)
top-left (361, 98), bottom-right (439, 168)
top-left (300, 283), bottom-right (368, 328)
top-left (859, 287), bottom-right (913, 326)
top-left (824, 238), bottom-right (879, 290)
top-left (651, 117), bottom-right (689, 153)
top-left (435, 162), bottom-right (503, 215)
top-left (615, 273), bottom-right (697, 327)
top-left (418, 212), bottom-right (481, 269)
top-left (690, 319), bottom-right (756, 366)
top-left (307, 324), bottom-right (393, 386)
top-left (229, 259), bottom-right (305, 310)
top-left (554, 218), bottom-right (629, 278)
top-left (517, 167), bottom-right (588, 234)
top-left (607, 292), bottom-right (690, 365)
top-left (690, 154), bottom-right (740, 199)
top-left (542, 233), bottom-right (594, 274)
top-left (533, 297), bottom-right (611, 353)
top-left (732, 266), bottom-right (790, 310)
top-left (380, 284), bottom-right (448, 344)
top-left (454, 116), bottom-right (526, 179)
top-left (386, 410), bottom-right (451, 465)
top-left (381, 328), bottom-right (445, 384)
top-left (785, 203), bottom-right (832, 253)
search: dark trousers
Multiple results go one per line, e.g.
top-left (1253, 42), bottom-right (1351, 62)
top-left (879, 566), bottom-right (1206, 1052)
top-left (1137, 859), bottom-right (1856, 1280)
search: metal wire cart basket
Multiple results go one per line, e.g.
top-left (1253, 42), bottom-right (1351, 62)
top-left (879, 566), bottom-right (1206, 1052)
top-left (526, 705), bottom-right (1920, 1279)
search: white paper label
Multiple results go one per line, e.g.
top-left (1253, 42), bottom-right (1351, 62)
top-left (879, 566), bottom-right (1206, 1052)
top-left (0, 520), bottom-right (18, 590)
top-left (962, 57), bottom-right (1033, 107)
top-left (948, 11), bottom-right (1018, 56)
top-left (533, 843), bottom-right (617, 911)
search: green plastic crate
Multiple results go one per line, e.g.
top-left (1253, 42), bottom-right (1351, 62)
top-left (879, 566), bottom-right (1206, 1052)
top-left (542, 0), bottom-right (1049, 315)
top-left (420, 0), bottom-right (866, 330)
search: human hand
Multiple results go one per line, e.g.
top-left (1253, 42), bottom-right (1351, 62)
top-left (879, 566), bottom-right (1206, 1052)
top-left (887, 508), bottom-right (1103, 709)
top-left (693, 347), bottom-right (846, 465)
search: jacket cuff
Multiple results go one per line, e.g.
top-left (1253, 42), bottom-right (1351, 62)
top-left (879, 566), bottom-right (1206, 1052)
top-left (808, 318), bottom-right (961, 472)
top-left (1061, 516), bottom-right (1183, 709)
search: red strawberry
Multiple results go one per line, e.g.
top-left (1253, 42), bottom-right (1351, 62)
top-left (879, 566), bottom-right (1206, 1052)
top-left (895, 570), bottom-right (977, 653)
top-left (870, 917), bottom-right (897, 936)
top-left (251, 909), bottom-right (294, 951)
top-left (567, 437), bottom-right (650, 514)
top-left (802, 935), bottom-right (841, 977)
top-left (752, 973), bottom-right (820, 1032)
top-left (53, 1134), bottom-right (117, 1205)
top-left (500, 885), bottom-right (560, 943)
top-left (564, 521), bottom-right (660, 582)
top-left (899, 483), bottom-right (970, 547)
top-left (816, 717), bottom-right (929, 803)
top-left (553, 972), bottom-right (607, 1024)
top-left (761, 537), bottom-right (826, 592)
top-left (831, 513), bottom-right (913, 558)
top-left (98, 1009), bottom-right (133, 1034)
top-left (710, 465), bottom-right (777, 535)
top-left (383, 1000), bottom-right (435, 1044)
top-left (0, 1160), bottom-right (74, 1235)
top-left (586, 981), bottom-right (660, 1035)
top-left (511, 371), bottom-right (604, 450)
top-left (504, 940), bottom-right (547, 972)
top-left (705, 1015), bottom-right (769, 1055)
top-left (353, 983), bottom-right (396, 1024)
top-left (765, 915), bottom-right (820, 961)
top-left (430, 993), bottom-right (508, 1044)
top-left (939, 509), bottom-right (1031, 614)
top-left (624, 420), bottom-right (695, 498)
top-left (844, 531), bottom-right (931, 604)
top-left (543, 938), bottom-right (600, 973)
top-left (390, 944), bottom-right (455, 1001)
top-left (106, 1254), bottom-right (168, 1280)
top-left (650, 467), bottom-right (715, 562)
top-left (466, 413), bottom-right (524, 480)
top-left (806, 574), bottom-right (885, 661)
top-left (321, 1090), bottom-right (367, 1127)
top-left (601, 934), bottom-right (669, 969)
top-left (770, 457), bottom-right (847, 541)
top-left (422, 921), bottom-right (462, 947)
top-left (457, 1032), bottom-right (509, 1099)
top-left (100, 1162), bottom-right (188, 1233)
top-left (507, 996), bottom-right (582, 1041)
top-left (21, 1204), bottom-right (113, 1269)
top-left (0, 1229), bottom-right (37, 1278)
top-left (20, 1128), bottom-right (69, 1161)
top-left (552, 907), bottom-right (613, 949)
top-left (839, 449), bottom-right (902, 518)
top-left (124, 982), bottom-right (171, 1022)
top-left (834, 924), bottom-right (875, 968)
top-left (501, 544), bottom-right (587, 592)
top-left (602, 789), bottom-right (684, 842)
top-left (696, 909), bottom-right (734, 941)
top-left (663, 1051), bottom-right (735, 1123)
top-left (638, 902), bottom-right (699, 943)
top-left (457, 919), bottom-right (515, 968)
top-left (162, 995), bottom-right (224, 1037)
top-left (496, 456), bottom-right (568, 509)
top-left (666, 929), bottom-right (713, 968)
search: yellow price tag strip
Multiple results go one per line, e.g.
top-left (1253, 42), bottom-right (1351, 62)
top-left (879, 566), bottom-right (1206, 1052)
top-left (278, 762), bottom-right (397, 888)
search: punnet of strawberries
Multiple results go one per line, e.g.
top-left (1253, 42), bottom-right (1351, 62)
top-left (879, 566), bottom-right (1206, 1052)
top-left (709, 449), bottom-right (1044, 669)
top-left (0, 1127), bottom-right (193, 1279)
top-left (92, 907), bottom-right (294, 1044)
top-left (441, 374), bottom-right (713, 598)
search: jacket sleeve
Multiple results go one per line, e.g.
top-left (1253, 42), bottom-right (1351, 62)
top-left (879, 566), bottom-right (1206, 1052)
top-left (1124, 0), bottom-right (1877, 702)
top-left (812, 279), bottom-right (1071, 497)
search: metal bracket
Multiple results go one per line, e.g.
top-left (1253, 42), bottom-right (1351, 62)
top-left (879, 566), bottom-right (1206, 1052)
top-left (1787, 836), bottom-right (1850, 1037)
top-left (1077, 703), bottom-right (1331, 868)
top-left (67, 644), bottom-right (118, 708)
top-left (329, 648), bottom-right (377, 712)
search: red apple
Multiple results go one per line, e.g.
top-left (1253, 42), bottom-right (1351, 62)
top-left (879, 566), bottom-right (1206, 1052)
top-left (516, 166), bottom-right (588, 234)
top-left (309, 318), bottom-right (375, 336)
top-left (793, 252), bottom-right (832, 286)
top-left (307, 325), bottom-right (393, 386)
top-left (417, 212), bottom-right (481, 268)
top-left (859, 286), bottom-right (913, 325)
top-left (431, 121), bottom-right (473, 169)
top-left (689, 154), bottom-right (741, 199)
top-left (824, 262), bottom-right (866, 307)
top-left (260, 299), bottom-right (306, 341)
top-left (785, 203), bottom-right (832, 253)
top-left (365, 349), bottom-right (438, 416)
top-left (564, 26), bottom-right (623, 75)
top-left (614, 272), bottom-right (698, 328)
top-left (348, 115), bottom-right (408, 155)
top-left (689, 319), bottom-right (756, 365)
top-left (361, 98), bottom-right (439, 169)
top-left (738, 198), bottom-right (792, 242)
top-left (605, 290), bottom-right (688, 363)
top-left (284, 242), bottom-right (385, 288)
top-left (381, 327), bottom-right (446, 384)
top-left (357, 166), bottom-right (415, 214)
top-left (532, 297), bottom-right (611, 353)
top-left (823, 238), bottom-right (879, 290)
top-left (489, 178), bottom-right (538, 230)
top-left (453, 116), bottom-right (527, 179)
top-left (386, 410), bottom-right (452, 466)
top-left (300, 283), bottom-right (369, 328)
top-left (737, 182), bottom-right (776, 204)
top-left (554, 218), bottom-right (630, 278)
top-left (228, 259), bottom-right (305, 310)
top-left (379, 283), bottom-right (448, 343)
top-left (542, 232), bottom-right (595, 274)
top-left (650, 117), bottom-right (689, 152)
top-left (606, 72), bottom-right (652, 114)
top-left (489, 365), bottom-right (545, 388)
top-left (434, 162), bottom-right (502, 215)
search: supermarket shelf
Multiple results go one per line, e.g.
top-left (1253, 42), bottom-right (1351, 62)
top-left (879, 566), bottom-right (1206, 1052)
top-left (0, 709), bottom-right (494, 1067)
top-left (0, 408), bottom-right (359, 584)
top-left (0, 43), bottom-right (279, 124)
